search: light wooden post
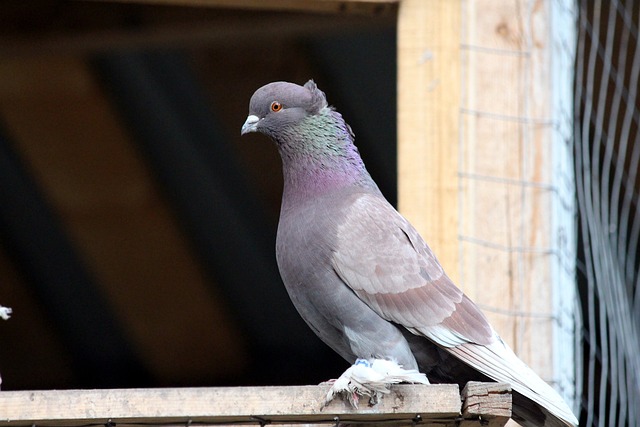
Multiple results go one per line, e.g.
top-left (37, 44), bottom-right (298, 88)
top-left (0, 384), bottom-right (511, 427)
top-left (398, 0), bottom-right (462, 282)
top-left (397, 0), bottom-right (577, 409)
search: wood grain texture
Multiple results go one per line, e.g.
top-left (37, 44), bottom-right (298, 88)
top-left (0, 384), bottom-right (462, 426)
top-left (0, 383), bottom-right (515, 426)
top-left (459, 0), bottom-right (556, 381)
top-left (398, 0), bottom-right (561, 387)
top-left (461, 381), bottom-right (512, 426)
top-left (397, 0), bottom-right (462, 282)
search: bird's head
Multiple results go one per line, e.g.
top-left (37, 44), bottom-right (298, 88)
top-left (240, 80), bottom-right (328, 141)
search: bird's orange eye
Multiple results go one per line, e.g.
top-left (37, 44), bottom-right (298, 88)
top-left (270, 101), bottom-right (283, 112)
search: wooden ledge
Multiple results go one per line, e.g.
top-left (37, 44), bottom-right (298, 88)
top-left (461, 382), bottom-right (512, 427)
top-left (0, 382), bottom-right (511, 426)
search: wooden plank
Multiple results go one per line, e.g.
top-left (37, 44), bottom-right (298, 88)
top-left (460, 0), bottom-right (527, 362)
top-left (460, 382), bottom-right (511, 427)
top-left (458, 0), bottom-right (558, 382)
top-left (85, 0), bottom-right (399, 14)
top-left (0, 9), bottom-right (395, 58)
top-left (0, 384), bottom-right (461, 426)
top-left (398, 0), bottom-right (570, 393)
top-left (397, 0), bottom-right (462, 282)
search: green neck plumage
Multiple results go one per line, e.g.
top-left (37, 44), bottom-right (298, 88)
top-left (277, 109), bottom-right (362, 167)
top-left (276, 108), bottom-right (377, 201)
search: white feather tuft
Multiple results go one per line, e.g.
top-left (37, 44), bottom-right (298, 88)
top-left (324, 358), bottom-right (429, 408)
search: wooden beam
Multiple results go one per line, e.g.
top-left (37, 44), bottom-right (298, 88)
top-left (461, 382), bottom-right (512, 427)
top-left (458, 0), bottom-right (563, 383)
top-left (397, 0), bottom-right (576, 404)
top-left (91, 0), bottom-right (399, 14)
top-left (397, 0), bottom-right (462, 282)
top-left (0, 383), bottom-right (512, 426)
top-left (0, 384), bottom-right (459, 426)
top-left (0, 6), bottom-right (395, 58)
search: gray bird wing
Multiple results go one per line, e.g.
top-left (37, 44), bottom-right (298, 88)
top-left (331, 192), bottom-right (578, 427)
top-left (331, 192), bottom-right (495, 348)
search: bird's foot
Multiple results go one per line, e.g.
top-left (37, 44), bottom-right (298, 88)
top-left (323, 358), bottom-right (429, 409)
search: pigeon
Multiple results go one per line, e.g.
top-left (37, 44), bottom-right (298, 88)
top-left (241, 80), bottom-right (578, 427)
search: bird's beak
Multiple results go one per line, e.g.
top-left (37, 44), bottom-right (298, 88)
top-left (241, 114), bottom-right (260, 135)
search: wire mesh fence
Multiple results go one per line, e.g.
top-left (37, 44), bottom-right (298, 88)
top-left (575, 0), bottom-right (640, 425)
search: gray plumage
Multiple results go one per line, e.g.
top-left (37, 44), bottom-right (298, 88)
top-left (241, 80), bottom-right (578, 427)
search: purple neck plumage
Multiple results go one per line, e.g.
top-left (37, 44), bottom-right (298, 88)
top-left (275, 110), bottom-right (377, 208)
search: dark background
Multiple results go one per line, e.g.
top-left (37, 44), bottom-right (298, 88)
top-left (0, 0), bottom-right (398, 390)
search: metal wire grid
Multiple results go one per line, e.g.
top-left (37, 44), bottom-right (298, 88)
top-left (575, 0), bottom-right (640, 425)
top-left (458, 0), bottom-right (578, 412)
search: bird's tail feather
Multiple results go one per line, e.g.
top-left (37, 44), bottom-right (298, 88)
top-left (448, 339), bottom-right (578, 427)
